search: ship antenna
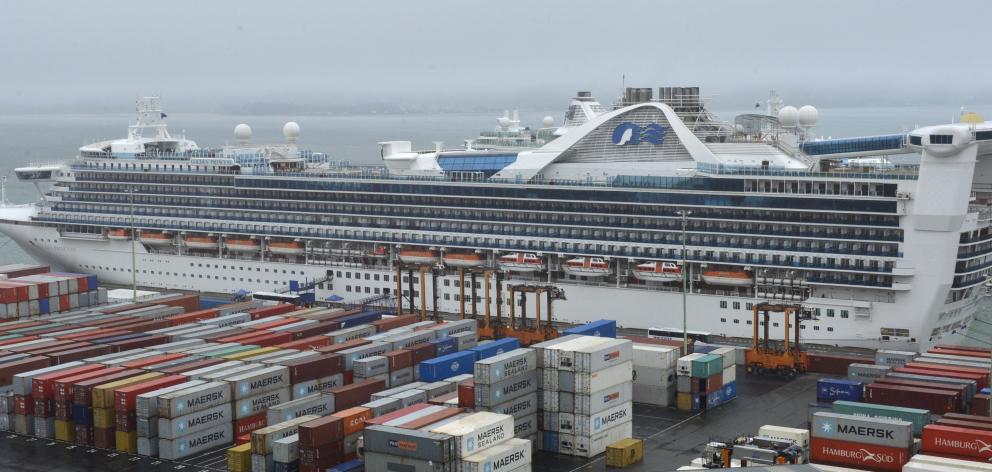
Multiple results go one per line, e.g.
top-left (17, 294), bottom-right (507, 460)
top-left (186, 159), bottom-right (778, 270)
top-left (1, 176), bottom-right (6, 207)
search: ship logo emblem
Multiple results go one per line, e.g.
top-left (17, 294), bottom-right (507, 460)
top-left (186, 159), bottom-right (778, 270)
top-left (859, 449), bottom-right (883, 463)
top-left (612, 122), bottom-right (668, 146)
top-left (819, 420), bottom-right (833, 435)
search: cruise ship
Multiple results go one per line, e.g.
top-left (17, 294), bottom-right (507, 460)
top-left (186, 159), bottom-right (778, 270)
top-left (1, 89), bottom-right (989, 351)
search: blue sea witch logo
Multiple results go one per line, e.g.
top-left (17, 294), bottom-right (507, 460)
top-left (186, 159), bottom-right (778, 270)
top-left (612, 122), bottom-right (668, 146)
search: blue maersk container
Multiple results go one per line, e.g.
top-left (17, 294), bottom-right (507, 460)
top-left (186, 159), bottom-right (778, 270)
top-left (469, 337), bottom-right (520, 360)
top-left (561, 319), bottom-right (617, 338)
top-left (419, 350), bottom-right (476, 382)
top-left (817, 378), bottom-right (864, 402)
top-left (431, 337), bottom-right (457, 357)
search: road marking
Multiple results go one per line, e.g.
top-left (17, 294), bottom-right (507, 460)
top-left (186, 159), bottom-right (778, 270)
top-left (644, 411), bottom-right (703, 440)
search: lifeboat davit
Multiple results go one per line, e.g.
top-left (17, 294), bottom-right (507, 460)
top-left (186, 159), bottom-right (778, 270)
top-left (499, 253), bottom-right (545, 272)
top-left (139, 231), bottom-right (172, 246)
top-left (701, 270), bottom-right (754, 287)
top-left (633, 261), bottom-right (682, 282)
top-left (563, 257), bottom-right (610, 277)
top-left (184, 235), bottom-right (219, 250)
top-left (269, 241), bottom-right (305, 256)
top-left (107, 228), bottom-right (130, 240)
top-left (443, 251), bottom-right (486, 268)
top-left (398, 249), bottom-right (439, 265)
top-left (226, 238), bottom-right (261, 252)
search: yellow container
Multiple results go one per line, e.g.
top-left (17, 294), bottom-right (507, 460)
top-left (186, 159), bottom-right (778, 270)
top-left (93, 372), bottom-right (163, 409)
top-left (224, 346), bottom-right (279, 361)
top-left (676, 392), bottom-right (695, 411)
top-left (227, 443), bottom-right (252, 472)
top-left (115, 430), bottom-right (137, 453)
top-left (54, 419), bottom-right (75, 442)
top-left (93, 407), bottom-right (115, 429)
top-left (606, 438), bottom-right (644, 468)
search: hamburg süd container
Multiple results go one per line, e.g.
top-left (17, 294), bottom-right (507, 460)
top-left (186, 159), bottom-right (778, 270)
top-left (809, 436), bottom-right (909, 471)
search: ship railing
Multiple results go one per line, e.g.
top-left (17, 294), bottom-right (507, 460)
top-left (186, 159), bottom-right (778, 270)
top-left (696, 162), bottom-right (919, 180)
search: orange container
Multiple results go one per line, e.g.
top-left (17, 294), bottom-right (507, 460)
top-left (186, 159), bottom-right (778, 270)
top-left (332, 407), bottom-right (373, 436)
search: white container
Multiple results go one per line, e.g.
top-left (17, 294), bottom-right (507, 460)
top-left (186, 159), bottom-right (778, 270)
top-left (514, 413), bottom-right (538, 438)
top-left (354, 356), bottom-right (389, 378)
top-left (225, 365), bottom-right (290, 400)
top-left (389, 367), bottom-right (414, 388)
top-left (572, 382), bottom-right (632, 416)
top-left (158, 381), bottom-right (231, 419)
top-left (371, 382), bottom-right (428, 401)
top-left (710, 347), bottom-right (738, 367)
top-left (136, 380), bottom-right (208, 418)
top-left (432, 319), bottom-right (478, 338)
top-left (234, 388), bottom-right (292, 420)
top-left (460, 437), bottom-right (531, 472)
top-left (204, 312), bottom-right (252, 327)
top-left (474, 348), bottom-right (537, 385)
top-left (390, 388), bottom-right (427, 407)
top-left (632, 366), bottom-right (675, 388)
top-left (262, 351), bottom-right (319, 365)
top-left (489, 393), bottom-right (538, 419)
top-left (676, 353), bottom-right (705, 376)
top-left (325, 324), bottom-right (376, 344)
top-left (202, 364), bottom-right (264, 382)
top-left (266, 393), bottom-right (333, 425)
top-left (559, 422), bottom-right (633, 458)
top-left (632, 344), bottom-right (679, 370)
top-left (272, 434), bottom-right (299, 464)
top-left (429, 411), bottom-right (515, 458)
top-left (250, 454), bottom-right (272, 472)
top-left (571, 362), bottom-right (633, 394)
top-left (722, 366), bottom-right (736, 384)
top-left (561, 401), bottom-right (632, 436)
top-left (387, 330), bottom-right (437, 350)
top-left (158, 403), bottom-right (232, 440)
top-left (632, 383), bottom-right (675, 407)
top-left (474, 371), bottom-right (538, 407)
top-left (137, 436), bottom-right (158, 457)
top-left (757, 425), bottom-right (810, 449)
top-left (339, 342), bottom-right (390, 371)
top-left (159, 423), bottom-right (233, 460)
top-left (180, 360), bottom-right (244, 378)
top-left (291, 374), bottom-right (345, 399)
top-left (251, 415), bottom-right (319, 456)
top-left (13, 361), bottom-right (86, 396)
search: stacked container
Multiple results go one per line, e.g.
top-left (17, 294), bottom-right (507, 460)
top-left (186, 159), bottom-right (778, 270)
top-left (473, 347), bottom-right (539, 445)
top-left (250, 415), bottom-right (319, 472)
top-left (809, 411), bottom-right (913, 471)
top-left (676, 352), bottom-right (724, 411)
top-left (630, 344), bottom-right (677, 406)
top-left (157, 381), bottom-right (234, 460)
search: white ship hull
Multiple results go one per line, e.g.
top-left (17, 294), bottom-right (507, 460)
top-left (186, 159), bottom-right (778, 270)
top-left (499, 262), bottom-right (545, 273)
top-left (442, 258), bottom-right (486, 268)
top-left (632, 271), bottom-right (681, 283)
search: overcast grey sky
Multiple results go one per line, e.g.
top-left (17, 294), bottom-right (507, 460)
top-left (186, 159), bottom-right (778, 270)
top-left (1, 0), bottom-right (989, 113)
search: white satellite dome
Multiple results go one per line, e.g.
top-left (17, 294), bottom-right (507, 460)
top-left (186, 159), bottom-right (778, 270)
top-left (778, 106), bottom-right (799, 128)
top-left (542, 116), bottom-right (555, 128)
top-left (497, 117), bottom-right (511, 130)
top-left (234, 123), bottom-right (252, 141)
top-left (798, 105), bottom-right (819, 128)
top-left (283, 121), bottom-right (301, 141)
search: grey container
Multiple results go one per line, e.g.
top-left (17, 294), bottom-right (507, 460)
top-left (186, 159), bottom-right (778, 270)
top-left (387, 330), bottom-right (436, 350)
top-left (474, 348), bottom-right (537, 385)
top-left (676, 375), bottom-right (692, 393)
top-left (272, 434), bottom-right (299, 464)
top-left (391, 388), bottom-right (427, 407)
top-left (354, 355), bottom-right (389, 378)
top-left (291, 373), bottom-right (344, 399)
top-left (632, 383), bottom-right (675, 407)
top-left (159, 422), bottom-right (234, 460)
top-left (136, 380), bottom-right (208, 418)
top-left (514, 413), bottom-right (538, 438)
top-left (432, 319), bottom-right (478, 339)
top-left (489, 393), bottom-right (538, 419)
top-left (363, 424), bottom-right (456, 462)
top-left (180, 360), bottom-right (244, 379)
top-left (158, 402), bottom-right (232, 440)
top-left (475, 371), bottom-right (538, 407)
top-left (363, 397), bottom-right (404, 417)
top-left (811, 412), bottom-right (913, 449)
top-left (847, 363), bottom-right (891, 382)
top-left (733, 444), bottom-right (779, 464)
top-left (558, 338), bottom-right (632, 373)
top-left (225, 365), bottom-right (290, 400)
top-left (875, 350), bottom-right (917, 367)
top-left (250, 453), bottom-right (273, 472)
top-left (326, 324), bottom-right (376, 345)
top-left (571, 381), bottom-right (632, 416)
top-left (420, 381), bottom-right (457, 400)
top-left (252, 415), bottom-right (319, 456)
top-left (137, 416), bottom-right (157, 438)
top-left (137, 436), bottom-right (158, 457)
top-left (364, 452), bottom-right (455, 472)
top-left (452, 331), bottom-right (477, 351)
top-left (541, 411), bottom-right (559, 432)
top-left (915, 356), bottom-right (991, 369)
top-left (886, 372), bottom-right (977, 399)
top-left (158, 381), bottom-right (232, 418)
top-left (339, 342), bottom-right (390, 371)
top-left (201, 363), bottom-right (263, 382)
top-left (266, 393), bottom-right (333, 425)
top-left (234, 387), bottom-right (292, 420)
top-left (389, 367), bottom-right (414, 387)
top-left (12, 361), bottom-right (87, 396)
top-left (371, 381), bottom-right (428, 401)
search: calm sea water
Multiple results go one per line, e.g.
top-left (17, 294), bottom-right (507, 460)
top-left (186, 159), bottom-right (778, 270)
top-left (2, 104), bottom-right (990, 344)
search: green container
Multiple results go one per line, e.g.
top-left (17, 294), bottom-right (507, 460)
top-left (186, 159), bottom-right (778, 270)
top-left (832, 400), bottom-right (930, 436)
top-left (203, 344), bottom-right (260, 358)
top-left (691, 354), bottom-right (723, 378)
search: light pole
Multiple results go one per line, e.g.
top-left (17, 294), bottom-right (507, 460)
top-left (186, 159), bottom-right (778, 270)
top-left (128, 187), bottom-right (137, 302)
top-left (951, 322), bottom-right (992, 416)
top-left (678, 209), bottom-right (692, 354)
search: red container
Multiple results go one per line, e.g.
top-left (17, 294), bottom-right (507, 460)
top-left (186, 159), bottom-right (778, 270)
top-left (865, 383), bottom-right (961, 414)
top-left (115, 411), bottom-right (137, 432)
top-left (934, 344), bottom-right (992, 354)
top-left (975, 394), bottom-right (991, 416)
top-left (55, 367), bottom-right (125, 402)
top-left (33, 397), bottom-right (54, 417)
top-left (79, 315), bottom-right (131, 328)
top-left (904, 362), bottom-right (990, 377)
top-left (384, 350), bottom-right (413, 371)
top-left (331, 407), bottom-right (372, 436)
top-left (943, 412), bottom-right (992, 425)
top-left (299, 441), bottom-right (343, 471)
top-left (372, 315), bottom-right (419, 333)
top-left (397, 407), bottom-right (463, 430)
top-left (47, 344), bottom-right (112, 364)
top-left (234, 331), bottom-right (293, 348)
top-left (251, 317), bottom-right (301, 331)
top-left (25, 341), bottom-right (93, 357)
top-left (236, 433), bottom-right (250, 445)
top-left (158, 358), bottom-right (226, 375)
top-left (408, 343), bottom-right (437, 365)
top-left (872, 378), bottom-right (968, 411)
top-left (153, 293), bottom-right (201, 313)
top-left (937, 418), bottom-right (992, 431)
top-left (247, 304), bottom-right (297, 320)
top-left (166, 308), bottom-right (219, 327)
top-left (276, 336), bottom-right (331, 351)
top-left (317, 338), bottom-right (371, 354)
top-left (809, 437), bottom-right (908, 471)
top-left (807, 353), bottom-right (875, 376)
top-left (923, 424), bottom-right (992, 461)
top-left (70, 369), bottom-right (143, 406)
top-left (114, 374), bottom-right (188, 413)
top-left (286, 320), bottom-right (343, 340)
top-left (120, 353), bottom-right (187, 370)
top-left (894, 366), bottom-right (987, 390)
top-left (32, 364), bottom-right (106, 399)
top-left (58, 329), bottom-right (131, 342)
top-left (429, 391), bottom-right (458, 406)
top-left (458, 380), bottom-right (476, 408)
top-left (93, 427), bottom-right (114, 449)
top-left (0, 282), bottom-right (29, 303)
top-left (298, 415), bottom-right (343, 447)
top-left (13, 394), bottom-right (32, 415)
top-left (365, 404), bottom-right (433, 426)
top-left (234, 413), bottom-right (267, 437)
top-left (327, 378), bottom-right (386, 411)
top-left (7, 339), bottom-right (69, 353)
top-left (282, 353), bottom-right (344, 384)
top-left (930, 347), bottom-right (991, 358)
top-left (59, 294), bottom-right (70, 310)
top-left (200, 328), bottom-right (249, 342)
top-left (54, 399), bottom-right (71, 420)
top-left (114, 318), bottom-right (170, 333)
top-left (109, 334), bottom-right (170, 352)
top-left (0, 356), bottom-right (50, 387)
top-left (0, 264), bottom-right (50, 278)
top-left (0, 335), bottom-right (39, 347)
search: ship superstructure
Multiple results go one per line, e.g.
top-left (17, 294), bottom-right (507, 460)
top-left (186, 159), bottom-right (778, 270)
top-left (1, 91), bottom-right (989, 350)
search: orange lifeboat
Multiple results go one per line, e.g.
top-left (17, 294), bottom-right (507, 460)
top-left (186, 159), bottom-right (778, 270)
top-left (138, 231), bottom-right (172, 246)
top-left (368, 245), bottom-right (389, 258)
top-left (499, 253), bottom-right (545, 272)
top-left (701, 269), bottom-right (754, 287)
top-left (184, 235), bottom-right (219, 250)
top-left (107, 228), bottom-right (130, 240)
top-left (443, 251), bottom-right (486, 268)
top-left (269, 240), bottom-right (305, 256)
top-left (633, 261), bottom-right (682, 282)
top-left (226, 238), bottom-right (261, 252)
top-left (398, 249), bottom-right (439, 265)
top-left (562, 257), bottom-right (610, 277)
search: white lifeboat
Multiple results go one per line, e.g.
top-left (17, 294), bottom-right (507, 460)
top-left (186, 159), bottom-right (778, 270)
top-left (269, 240), bottom-right (305, 256)
top-left (442, 251), bottom-right (486, 268)
top-left (226, 238), bottom-right (261, 252)
top-left (398, 249), bottom-right (439, 265)
top-left (563, 257), bottom-right (610, 278)
top-left (184, 235), bottom-right (219, 250)
top-left (701, 270), bottom-right (754, 287)
top-left (107, 228), bottom-right (130, 241)
top-left (633, 261), bottom-right (682, 283)
top-left (499, 253), bottom-right (545, 272)
top-left (138, 231), bottom-right (172, 246)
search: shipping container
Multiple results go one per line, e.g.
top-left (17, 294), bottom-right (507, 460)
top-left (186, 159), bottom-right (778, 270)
top-left (362, 397), bottom-right (403, 417)
top-left (817, 378), bottom-right (864, 403)
top-left (157, 402), bottom-right (233, 439)
top-left (560, 401), bottom-right (633, 437)
top-left (136, 380), bottom-right (208, 419)
top-left (469, 338), bottom-right (519, 361)
top-left (157, 381), bottom-right (232, 418)
top-left (832, 400), bottom-right (930, 436)
top-left (810, 412), bottom-right (913, 448)
top-left (431, 337), bottom-right (458, 357)
top-left (809, 437), bottom-right (909, 471)
top-left (266, 394), bottom-right (333, 425)
top-left (561, 361), bottom-right (633, 394)
top-left (298, 414), bottom-right (343, 447)
top-left (474, 371), bottom-right (538, 407)
top-left (866, 383), bottom-right (960, 414)
top-left (159, 422), bottom-right (234, 460)
top-left (419, 351), bottom-right (477, 382)
top-left (354, 356), bottom-right (389, 378)
top-left (429, 411), bottom-right (514, 458)
top-left (886, 372), bottom-right (977, 400)
top-left (632, 344), bottom-right (679, 371)
top-left (332, 406), bottom-right (372, 436)
top-left (326, 379), bottom-right (386, 411)
top-left (461, 437), bottom-right (531, 472)
top-left (363, 424), bottom-right (455, 462)
top-left (565, 421), bottom-right (633, 458)
top-left (114, 375), bottom-right (188, 413)
top-left (561, 319), bottom-right (617, 338)
top-left (224, 365), bottom-right (290, 400)
top-left (252, 415), bottom-right (320, 456)
top-left (558, 338), bottom-right (632, 374)
top-left (234, 387), bottom-right (291, 420)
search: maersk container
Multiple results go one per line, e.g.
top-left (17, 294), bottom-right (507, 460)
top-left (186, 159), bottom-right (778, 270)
top-left (387, 330), bottom-right (436, 351)
top-left (490, 393), bottom-right (538, 419)
top-left (158, 422), bottom-right (234, 460)
top-left (452, 331), bottom-right (478, 351)
top-left (562, 401), bottom-right (632, 437)
top-left (362, 397), bottom-right (404, 417)
top-left (810, 412), bottom-right (912, 448)
top-left (225, 365), bottom-right (290, 400)
top-left (391, 388), bottom-right (427, 407)
top-left (429, 411), bottom-right (515, 458)
top-left (433, 319), bottom-right (478, 339)
top-left (676, 353), bottom-right (705, 376)
top-left (816, 378), bottom-right (864, 402)
top-left (326, 325), bottom-right (375, 345)
top-left (419, 351), bottom-right (476, 382)
top-left (875, 350), bottom-right (917, 368)
top-left (157, 402), bottom-right (232, 440)
top-left (234, 387), bottom-right (292, 420)
top-left (158, 381), bottom-right (232, 419)
top-left (338, 342), bottom-right (390, 371)
top-left (363, 424), bottom-right (456, 462)
top-left (180, 360), bottom-right (244, 379)
top-left (419, 381), bottom-right (456, 400)
top-left (514, 412), bottom-right (537, 438)
top-left (266, 393), bottom-right (334, 425)
top-left (469, 337), bottom-right (519, 361)
top-left (561, 319), bottom-right (617, 339)
top-left (136, 379), bottom-right (208, 418)
top-left (690, 354), bottom-right (723, 378)
top-left (474, 371), bottom-right (538, 407)
top-left (460, 437), bottom-right (531, 472)
top-left (201, 363), bottom-right (262, 383)
top-left (831, 400), bottom-right (930, 435)
top-left (354, 356), bottom-right (389, 378)
top-left (847, 363), bottom-right (890, 381)
top-left (291, 374), bottom-right (344, 399)
top-left (568, 421), bottom-right (633, 458)
top-left (474, 348), bottom-right (537, 385)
